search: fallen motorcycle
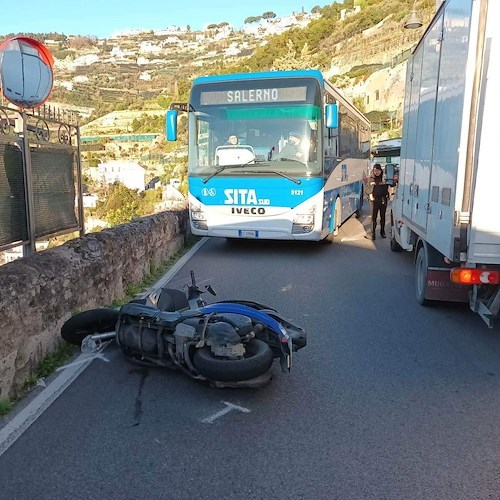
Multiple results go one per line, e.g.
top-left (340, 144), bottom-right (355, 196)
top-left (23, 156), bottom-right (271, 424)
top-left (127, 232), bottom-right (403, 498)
top-left (61, 271), bottom-right (307, 388)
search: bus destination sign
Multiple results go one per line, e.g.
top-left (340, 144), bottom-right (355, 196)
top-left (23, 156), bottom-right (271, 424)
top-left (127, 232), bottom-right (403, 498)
top-left (200, 87), bottom-right (307, 105)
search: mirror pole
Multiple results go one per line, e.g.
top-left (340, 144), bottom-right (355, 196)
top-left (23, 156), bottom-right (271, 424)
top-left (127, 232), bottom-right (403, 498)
top-left (75, 125), bottom-right (85, 237)
top-left (20, 112), bottom-right (36, 256)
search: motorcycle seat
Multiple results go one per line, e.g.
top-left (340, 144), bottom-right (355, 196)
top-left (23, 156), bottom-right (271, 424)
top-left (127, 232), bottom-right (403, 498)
top-left (157, 288), bottom-right (190, 312)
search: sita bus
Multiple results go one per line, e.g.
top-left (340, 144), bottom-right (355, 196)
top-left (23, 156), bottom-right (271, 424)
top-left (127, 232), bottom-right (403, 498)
top-left (166, 70), bottom-right (371, 242)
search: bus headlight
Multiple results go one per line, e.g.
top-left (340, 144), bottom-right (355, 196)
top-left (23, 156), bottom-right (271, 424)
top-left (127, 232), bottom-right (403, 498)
top-left (293, 214), bottom-right (315, 225)
top-left (191, 208), bottom-right (207, 230)
top-left (191, 209), bottom-right (207, 221)
top-left (292, 212), bottom-right (315, 234)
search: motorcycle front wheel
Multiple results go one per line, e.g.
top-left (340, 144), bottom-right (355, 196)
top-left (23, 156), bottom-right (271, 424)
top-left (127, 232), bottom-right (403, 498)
top-left (61, 308), bottom-right (119, 346)
top-left (192, 339), bottom-right (273, 382)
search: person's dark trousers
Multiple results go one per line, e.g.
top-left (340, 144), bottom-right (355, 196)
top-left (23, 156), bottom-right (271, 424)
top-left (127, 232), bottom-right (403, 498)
top-left (371, 198), bottom-right (387, 237)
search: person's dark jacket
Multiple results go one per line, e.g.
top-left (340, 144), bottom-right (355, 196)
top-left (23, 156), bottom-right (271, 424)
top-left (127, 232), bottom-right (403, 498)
top-left (367, 174), bottom-right (389, 200)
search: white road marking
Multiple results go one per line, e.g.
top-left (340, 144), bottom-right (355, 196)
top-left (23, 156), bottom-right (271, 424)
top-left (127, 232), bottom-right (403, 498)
top-left (201, 401), bottom-right (251, 424)
top-left (56, 353), bottom-right (109, 371)
top-left (0, 240), bottom-right (208, 456)
top-left (0, 352), bottom-right (96, 457)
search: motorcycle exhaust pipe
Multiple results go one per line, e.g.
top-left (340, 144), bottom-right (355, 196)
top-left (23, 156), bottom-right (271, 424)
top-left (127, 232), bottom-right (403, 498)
top-left (81, 332), bottom-right (116, 354)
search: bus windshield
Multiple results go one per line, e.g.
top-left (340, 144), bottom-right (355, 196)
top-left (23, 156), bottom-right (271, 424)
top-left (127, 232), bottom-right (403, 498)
top-left (188, 77), bottom-right (323, 177)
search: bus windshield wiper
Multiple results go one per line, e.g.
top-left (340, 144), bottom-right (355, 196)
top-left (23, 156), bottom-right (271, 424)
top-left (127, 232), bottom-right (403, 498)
top-left (202, 165), bottom-right (235, 184)
top-left (243, 169), bottom-right (302, 185)
top-left (202, 158), bottom-right (256, 184)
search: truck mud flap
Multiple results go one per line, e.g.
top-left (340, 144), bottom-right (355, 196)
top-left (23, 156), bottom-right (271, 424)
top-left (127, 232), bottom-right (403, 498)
top-left (425, 267), bottom-right (470, 302)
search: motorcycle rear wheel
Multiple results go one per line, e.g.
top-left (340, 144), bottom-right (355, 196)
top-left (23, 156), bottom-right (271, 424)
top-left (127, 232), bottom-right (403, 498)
top-left (192, 339), bottom-right (273, 382)
top-left (61, 308), bottom-right (119, 346)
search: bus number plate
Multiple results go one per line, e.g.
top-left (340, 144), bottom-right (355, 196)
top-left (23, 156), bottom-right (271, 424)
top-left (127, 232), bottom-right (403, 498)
top-left (239, 230), bottom-right (259, 238)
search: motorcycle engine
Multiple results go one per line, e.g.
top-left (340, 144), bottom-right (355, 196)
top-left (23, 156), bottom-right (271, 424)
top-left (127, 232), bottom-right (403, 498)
top-left (205, 321), bottom-right (245, 359)
top-left (206, 313), bottom-right (253, 359)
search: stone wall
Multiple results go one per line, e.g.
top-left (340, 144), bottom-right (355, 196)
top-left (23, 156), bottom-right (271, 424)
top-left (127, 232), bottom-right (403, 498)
top-left (0, 208), bottom-right (189, 399)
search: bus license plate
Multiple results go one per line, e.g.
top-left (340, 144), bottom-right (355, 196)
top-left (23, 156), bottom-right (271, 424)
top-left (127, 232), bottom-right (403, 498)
top-left (239, 230), bottom-right (259, 238)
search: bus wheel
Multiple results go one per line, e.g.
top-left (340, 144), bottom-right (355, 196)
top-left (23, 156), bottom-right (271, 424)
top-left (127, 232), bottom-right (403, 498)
top-left (333, 198), bottom-right (341, 236)
top-left (355, 190), bottom-right (363, 218)
top-left (415, 246), bottom-right (430, 306)
top-left (323, 231), bottom-right (334, 244)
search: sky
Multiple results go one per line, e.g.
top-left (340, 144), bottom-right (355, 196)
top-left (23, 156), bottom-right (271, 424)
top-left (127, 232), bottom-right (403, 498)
top-left (1, 1), bottom-right (329, 39)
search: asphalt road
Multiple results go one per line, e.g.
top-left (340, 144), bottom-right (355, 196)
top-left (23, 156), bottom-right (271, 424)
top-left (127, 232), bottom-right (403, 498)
top-left (1, 209), bottom-right (499, 499)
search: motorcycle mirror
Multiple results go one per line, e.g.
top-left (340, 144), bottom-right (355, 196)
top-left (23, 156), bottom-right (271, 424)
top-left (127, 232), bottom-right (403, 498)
top-left (206, 285), bottom-right (216, 296)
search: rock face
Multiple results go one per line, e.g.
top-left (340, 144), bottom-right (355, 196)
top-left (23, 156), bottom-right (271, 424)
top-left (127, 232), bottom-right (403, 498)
top-left (0, 208), bottom-right (189, 399)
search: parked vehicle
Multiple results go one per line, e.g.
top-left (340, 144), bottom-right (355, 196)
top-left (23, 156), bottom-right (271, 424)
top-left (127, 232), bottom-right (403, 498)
top-left (61, 272), bottom-right (307, 388)
top-left (390, 0), bottom-right (500, 326)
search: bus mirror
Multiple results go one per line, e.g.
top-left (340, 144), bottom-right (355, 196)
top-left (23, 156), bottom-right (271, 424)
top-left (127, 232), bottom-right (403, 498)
top-left (166, 110), bottom-right (178, 141)
top-left (326, 103), bottom-right (338, 129)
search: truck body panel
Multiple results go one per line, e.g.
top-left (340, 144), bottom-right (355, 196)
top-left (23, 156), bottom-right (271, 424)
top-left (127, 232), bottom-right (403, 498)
top-left (467, 0), bottom-right (500, 264)
top-left (393, 0), bottom-right (500, 325)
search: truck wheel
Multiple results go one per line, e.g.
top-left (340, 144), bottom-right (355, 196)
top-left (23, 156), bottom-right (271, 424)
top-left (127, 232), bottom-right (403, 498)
top-left (61, 308), bottom-right (119, 346)
top-left (390, 226), bottom-right (402, 252)
top-left (415, 246), bottom-right (430, 306)
top-left (192, 339), bottom-right (274, 382)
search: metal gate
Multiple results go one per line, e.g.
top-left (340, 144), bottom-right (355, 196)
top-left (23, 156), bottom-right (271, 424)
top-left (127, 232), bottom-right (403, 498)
top-left (0, 104), bottom-right (84, 256)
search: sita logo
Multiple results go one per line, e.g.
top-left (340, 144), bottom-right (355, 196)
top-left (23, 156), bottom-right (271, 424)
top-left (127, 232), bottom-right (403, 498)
top-left (202, 188), bottom-right (216, 197)
top-left (224, 189), bottom-right (258, 205)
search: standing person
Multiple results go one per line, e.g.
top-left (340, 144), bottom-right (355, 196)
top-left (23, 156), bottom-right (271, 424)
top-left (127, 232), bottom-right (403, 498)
top-left (366, 163), bottom-right (389, 240)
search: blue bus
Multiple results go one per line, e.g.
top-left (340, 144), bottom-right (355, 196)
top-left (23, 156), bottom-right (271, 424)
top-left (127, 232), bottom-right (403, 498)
top-left (166, 70), bottom-right (371, 242)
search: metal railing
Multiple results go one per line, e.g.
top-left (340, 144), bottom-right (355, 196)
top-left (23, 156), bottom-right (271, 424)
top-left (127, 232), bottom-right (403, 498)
top-left (0, 104), bottom-right (84, 256)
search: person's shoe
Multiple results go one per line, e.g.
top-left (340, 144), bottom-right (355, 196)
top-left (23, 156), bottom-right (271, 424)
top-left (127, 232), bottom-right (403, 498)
top-left (381, 231), bottom-right (387, 238)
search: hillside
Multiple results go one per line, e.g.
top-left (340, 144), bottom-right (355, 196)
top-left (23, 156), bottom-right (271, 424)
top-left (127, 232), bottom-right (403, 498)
top-left (1, 0), bottom-right (436, 174)
top-left (2, 1), bottom-right (434, 122)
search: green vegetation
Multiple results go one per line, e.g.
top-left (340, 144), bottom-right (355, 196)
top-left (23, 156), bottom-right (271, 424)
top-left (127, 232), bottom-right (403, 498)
top-left (129, 114), bottom-right (167, 134)
top-left (0, 236), bottom-right (199, 417)
top-left (90, 182), bottom-right (163, 226)
top-left (0, 398), bottom-right (13, 417)
top-left (23, 344), bottom-right (77, 391)
top-left (110, 237), bottom-right (199, 308)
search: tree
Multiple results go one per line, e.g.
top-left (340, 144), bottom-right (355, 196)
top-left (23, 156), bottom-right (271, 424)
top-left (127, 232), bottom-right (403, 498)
top-left (244, 16), bottom-right (262, 24)
top-left (262, 11), bottom-right (277, 20)
top-left (311, 5), bottom-right (322, 14)
top-left (96, 182), bottom-right (141, 226)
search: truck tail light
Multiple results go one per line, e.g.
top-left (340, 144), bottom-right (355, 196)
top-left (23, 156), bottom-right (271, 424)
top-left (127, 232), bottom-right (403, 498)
top-left (450, 268), bottom-right (499, 285)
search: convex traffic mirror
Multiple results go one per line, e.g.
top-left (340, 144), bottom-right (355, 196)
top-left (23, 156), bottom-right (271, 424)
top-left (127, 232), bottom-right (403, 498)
top-left (0, 37), bottom-right (54, 109)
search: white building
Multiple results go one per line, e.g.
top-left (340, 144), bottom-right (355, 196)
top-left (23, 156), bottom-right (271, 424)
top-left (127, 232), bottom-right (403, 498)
top-left (82, 193), bottom-right (99, 208)
top-left (74, 54), bottom-right (100, 67)
top-left (96, 161), bottom-right (146, 191)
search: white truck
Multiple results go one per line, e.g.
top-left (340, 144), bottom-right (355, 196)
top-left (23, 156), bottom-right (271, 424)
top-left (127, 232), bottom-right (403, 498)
top-left (389, 0), bottom-right (500, 327)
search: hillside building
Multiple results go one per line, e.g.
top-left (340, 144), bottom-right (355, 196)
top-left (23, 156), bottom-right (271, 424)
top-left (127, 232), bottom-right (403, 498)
top-left (92, 161), bottom-right (146, 191)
